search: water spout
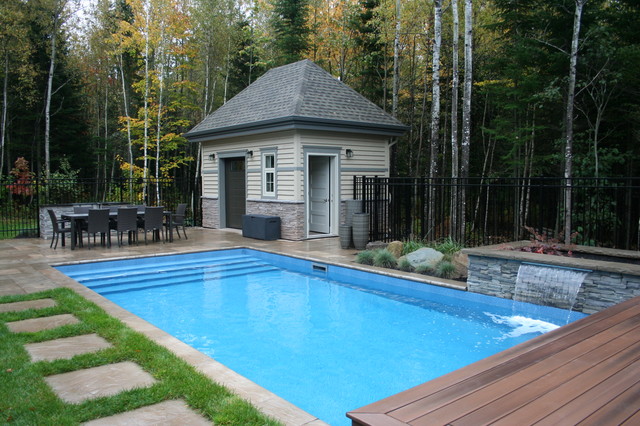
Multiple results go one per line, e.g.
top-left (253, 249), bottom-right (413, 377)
top-left (514, 263), bottom-right (589, 311)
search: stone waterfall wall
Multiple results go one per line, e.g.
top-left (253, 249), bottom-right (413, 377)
top-left (466, 249), bottom-right (640, 314)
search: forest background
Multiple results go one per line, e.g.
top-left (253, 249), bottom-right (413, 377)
top-left (1, 0), bottom-right (639, 187)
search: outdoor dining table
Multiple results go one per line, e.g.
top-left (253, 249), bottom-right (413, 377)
top-left (61, 208), bottom-right (173, 250)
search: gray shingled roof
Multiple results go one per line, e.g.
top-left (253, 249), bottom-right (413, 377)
top-left (185, 59), bottom-right (408, 141)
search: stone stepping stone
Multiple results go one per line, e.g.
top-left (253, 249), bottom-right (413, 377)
top-left (0, 298), bottom-right (56, 313)
top-left (84, 399), bottom-right (211, 425)
top-left (6, 314), bottom-right (80, 333)
top-left (45, 361), bottom-right (157, 404)
top-left (25, 333), bottom-right (112, 362)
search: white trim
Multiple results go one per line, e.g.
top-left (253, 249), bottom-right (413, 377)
top-left (303, 146), bottom-right (341, 238)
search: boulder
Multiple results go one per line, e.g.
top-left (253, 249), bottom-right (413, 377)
top-left (405, 247), bottom-right (444, 269)
top-left (365, 241), bottom-right (388, 251)
top-left (452, 252), bottom-right (469, 279)
top-left (387, 241), bottom-right (404, 258)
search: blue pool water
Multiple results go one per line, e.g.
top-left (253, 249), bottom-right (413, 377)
top-left (57, 249), bottom-right (586, 425)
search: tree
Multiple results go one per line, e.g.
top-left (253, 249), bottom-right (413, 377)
top-left (563, 0), bottom-right (587, 244)
top-left (459, 0), bottom-right (473, 239)
top-left (272, 0), bottom-right (311, 64)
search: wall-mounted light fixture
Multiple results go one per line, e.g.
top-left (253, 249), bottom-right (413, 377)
top-left (247, 150), bottom-right (254, 158)
top-left (346, 149), bottom-right (354, 158)
top-left (208, 153), bottom-right (216, 161)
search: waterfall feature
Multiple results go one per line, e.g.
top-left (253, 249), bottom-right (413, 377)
top-left (514, 263), bottom-right (589, 311)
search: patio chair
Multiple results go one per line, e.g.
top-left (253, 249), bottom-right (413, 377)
top-left (165, 203), bottom-right (188, 240)
top-left (140, 206), bottom-right (165, 244)
top-left (115, 207), bottom-right (139, 247)
top-left (47, 209), bottom-right (71, 249)
top-left (85, 209), bottom-right (111, 249)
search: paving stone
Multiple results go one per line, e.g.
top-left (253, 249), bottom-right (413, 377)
top-left (83, 399), bottom-right (211, 425)
top-left (6, 313), bottom-right (80, 333)
top-left (0, 298), bottom-right (56, 313)
top-left (45, 361), bottom-right (157, 404)
top-left (25, 333), bottom-right (112, 362)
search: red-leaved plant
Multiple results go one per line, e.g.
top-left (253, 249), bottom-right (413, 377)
top-left (520, 225), bottom-right (577, 256)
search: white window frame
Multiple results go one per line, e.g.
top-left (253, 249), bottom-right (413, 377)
top-left (262, 151), bottom-right (276, 197)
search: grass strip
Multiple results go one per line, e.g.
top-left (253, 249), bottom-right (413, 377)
top-left (0, 288), bottom-right (282, 425)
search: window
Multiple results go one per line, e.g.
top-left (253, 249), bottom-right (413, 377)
top-left (263, 153), bottom-right (276, 197)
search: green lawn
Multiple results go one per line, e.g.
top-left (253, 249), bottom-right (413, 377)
top-left (0, 288), bottom-right (282, 425)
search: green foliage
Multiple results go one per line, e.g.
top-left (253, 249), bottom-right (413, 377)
top-left (355, 250), bottom-right (376, 265)
top-left (397, 258), bottom-right (414, 272)
top-left (402, 240), bottom-right (426, 256)
top-left (415, 263), bottom-right (434, 276)
top-left (272, 0), bottom-right (311, 64)
top-left (434, 261), bottom-right (456, 279)
top-left (431, 237), bottom-right (464, 255)
top-left (373, 249), bottom-right (397, 269)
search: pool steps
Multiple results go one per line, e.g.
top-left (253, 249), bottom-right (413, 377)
top-left (64, 255), bottom-right (280, 296)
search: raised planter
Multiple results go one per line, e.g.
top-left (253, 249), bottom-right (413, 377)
top-left (463, 241), bottom-right (640, 314)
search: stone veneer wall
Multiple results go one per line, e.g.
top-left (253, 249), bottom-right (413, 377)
top-left (39, 204), bottom-right (98, 240)
top-left (201, 197), bottom-right (219, 229)
top-left (466, 247), bottom-right (640, 314)
top-left (246, 200), bottom-right (305, 240)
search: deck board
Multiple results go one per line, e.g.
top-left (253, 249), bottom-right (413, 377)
top-left (347, 296), bottom-right (640, 426)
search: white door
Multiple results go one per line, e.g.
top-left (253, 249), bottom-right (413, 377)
top-left (309, 156), bottom-right (331, 233)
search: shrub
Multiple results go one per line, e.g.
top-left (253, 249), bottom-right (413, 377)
top-left (373, 249), bottom-right (397, 269)
top-left (415, 263), bottom-right (434, 275)
top-left (432, 237), bottom-right (464, 255)
top-left (434, 260), bottom-right (456, 279)
top-left (397, 258), bottom-right (414, 272)
top-left (355, 250), bottom-right (376, 265)
top-left (402, 240), bottom-right (426, 256)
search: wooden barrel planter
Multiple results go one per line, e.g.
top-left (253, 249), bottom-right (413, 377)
top-left (352, 212), bottom-right (370, 250)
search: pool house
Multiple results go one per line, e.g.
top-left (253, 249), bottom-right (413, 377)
top-left (184, 59), bottom-right (408, 240)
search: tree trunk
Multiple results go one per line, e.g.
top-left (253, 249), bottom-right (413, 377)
top-left (428, 0), bottom-right (442, 237)
top-left (460, 0), bottom-right (473, 242)
top-left (392, 0), bottom-right (401, 117)
top-left (44, 21), bottom-right (57, 180)
top-left (118, 55), bottom-right (134, 186)
top-left (450, 0), bottom-right (460, 237)
top-left (563, 0), bottom-right (587, 244)
top-left (1, 53), bottom-right (8, 177)
top-left (142, 0), bottom-right (150, 201)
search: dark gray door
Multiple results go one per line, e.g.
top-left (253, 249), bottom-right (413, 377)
top-left (224, 157), bottom-right (246, 229)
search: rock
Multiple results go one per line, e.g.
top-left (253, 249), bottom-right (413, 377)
top-left (365, 241), bottom-right (388, 251)
top-left (452, 252), bottom-right (469, 279)
top-left (405, 247), bottom-right (444, 268)
top-left (387, 241), bottom-right (404, 258)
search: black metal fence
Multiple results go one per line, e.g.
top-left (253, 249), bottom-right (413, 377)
top-left (1, 177), bottom-right (202, 239)
top-left (354, 176), bottom-right (640, 250)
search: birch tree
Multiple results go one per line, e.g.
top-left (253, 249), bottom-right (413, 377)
top-left (428, 0), bottom-right (442, 236)
top-left (450, 0), bottom-right (460, 236)
top-left (563, 0), bottom-right (587, 244)
top-left (43, 0), bottom-right (69, 180)
top-left (459, 0), bottom-right (473, 240)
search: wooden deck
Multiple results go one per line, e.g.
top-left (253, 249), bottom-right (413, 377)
top-left (347, 296), bottom-right (640, 425)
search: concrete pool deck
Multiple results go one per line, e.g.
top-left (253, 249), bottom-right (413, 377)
top-left (0, 228), bottom-right (463, 425)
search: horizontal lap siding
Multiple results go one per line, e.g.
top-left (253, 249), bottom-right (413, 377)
top-left (299, 131), bottom-right (390, 200)
top-left (201, 132), bottom-right (296, 199)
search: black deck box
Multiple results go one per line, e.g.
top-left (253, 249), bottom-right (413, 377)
top-left (242, 214), bottom-right (281, 240)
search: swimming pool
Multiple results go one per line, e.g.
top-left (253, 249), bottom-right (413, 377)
top-left (57, 249), bottom-right (587, 425)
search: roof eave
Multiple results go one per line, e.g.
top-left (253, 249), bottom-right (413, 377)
top-left (184, 116), bottom-right (409, 142)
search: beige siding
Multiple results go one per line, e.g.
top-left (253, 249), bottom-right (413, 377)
top-left (298, 131), bottom-right (390, 200)
top-left (200, 132), bottom-right (297, 200)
